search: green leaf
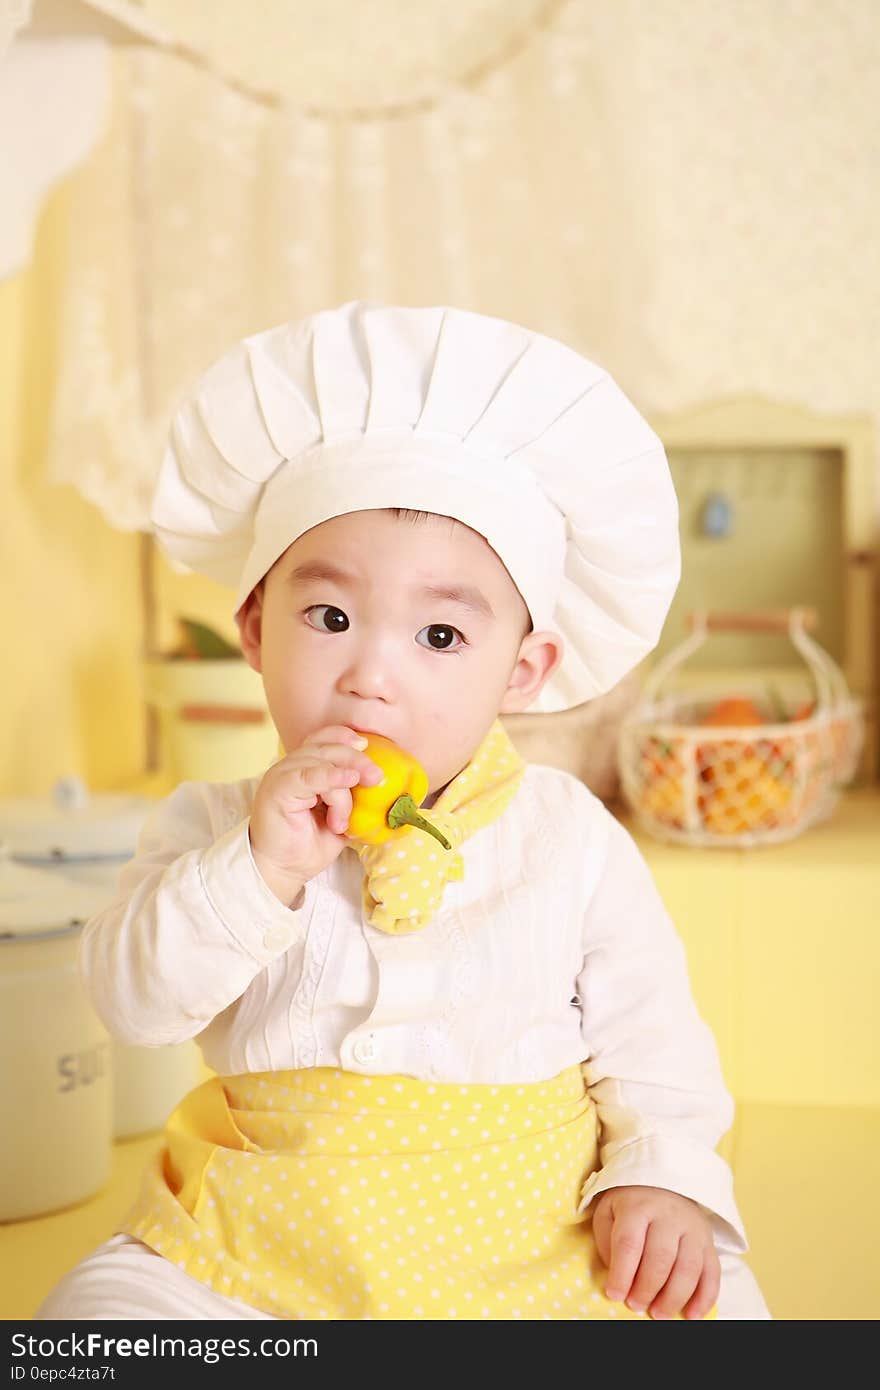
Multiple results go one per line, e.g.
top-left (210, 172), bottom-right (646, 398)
top-left (764, 683), bottom-right (788, 722)
top-left (176, 617), bottom-right (241, 660)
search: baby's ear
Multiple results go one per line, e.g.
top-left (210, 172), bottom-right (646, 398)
top-left (500, 630), bottom-right (565, 714)
top-left (236, 584), bottom-right (264, 673)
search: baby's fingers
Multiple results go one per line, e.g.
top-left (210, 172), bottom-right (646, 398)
top-left (321, 784), bottom-right (354, 836)
top-left (624, 1222), bottom-right (678, 1313)
top-left (647, 1234), bottom-right (706, 1319)
top-left (295, 741), bottom-right (383, 785)
top-left (681, 1248), bottom-right (721, 1321)
top-left (295, 759), bottom-right (360, 790)
top-left (274, 759), bottom-right (359, 812)
top-left (604, 1212), bottom-right (649, 1304)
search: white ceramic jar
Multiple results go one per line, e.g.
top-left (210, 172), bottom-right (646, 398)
top-left (0, 779), bottom-right (202, 1140)
top-left (0, 849), bottom-right (113, 1221)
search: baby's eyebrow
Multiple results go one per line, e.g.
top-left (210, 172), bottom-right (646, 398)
top-left (285, 560), bottom-right (495, 620)
top-left (419, 582), bottom-right (495, 620)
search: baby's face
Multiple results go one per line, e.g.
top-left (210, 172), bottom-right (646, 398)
top-left (239, 509), bottom-right (562, 799)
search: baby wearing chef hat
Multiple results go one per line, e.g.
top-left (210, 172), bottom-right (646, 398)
top-left (36, 303), bottom-right (771, 1321)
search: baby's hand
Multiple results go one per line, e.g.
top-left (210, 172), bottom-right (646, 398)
top-left (591, 1185), bottom-right (720, 1320)
top-left (249, 725), bottom-right (383, 905)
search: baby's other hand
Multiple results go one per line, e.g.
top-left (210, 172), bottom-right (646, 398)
top-left (591, 1185), bottom-right (720, 1320)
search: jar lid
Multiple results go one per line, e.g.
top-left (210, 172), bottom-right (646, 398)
top-left (0, 843), bottom-right (112, 939)
top-left (0, 776), bottom-right (153, 863)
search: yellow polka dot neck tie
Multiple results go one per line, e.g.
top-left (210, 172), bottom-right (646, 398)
top-left (352, 718), bottom-right (526, 935)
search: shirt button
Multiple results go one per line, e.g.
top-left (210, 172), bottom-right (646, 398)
top-left (352, 1037), bottom-right (376, 1063)
top-left (262, 926), bottom-right (291, 952)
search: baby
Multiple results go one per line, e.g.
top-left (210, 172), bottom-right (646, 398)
top-left (37, 302), bottom-right (770, 1321)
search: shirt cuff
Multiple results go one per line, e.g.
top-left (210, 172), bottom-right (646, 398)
top-left (199, 818), bottom-right (309, 963)
top-left (577, 1134), bottom-right (749, 1255)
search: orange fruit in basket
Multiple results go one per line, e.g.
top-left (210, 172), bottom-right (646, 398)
top-left (699, 696), bottom-right (766, 727)
top-left (698, 753), bottom-right (793, 835)
top-left (790, 700), bottom-right (817, 721)
top-left (694, 698), bottom-right (801, 832)
top-left (696, 697), bottom-right (766, 778)
top-left (695, 697), bottom-right (794, 783)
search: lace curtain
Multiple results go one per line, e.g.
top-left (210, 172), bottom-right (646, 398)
top-left (33, 0), bottom-right (880, 534)
top-left (40, 0), bottom-right (648, 533)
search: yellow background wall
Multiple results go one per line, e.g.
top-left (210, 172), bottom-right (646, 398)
top-left (1, 184), bottom-right (143, 797)
top-left (0, 180), bottom-right (240, 799)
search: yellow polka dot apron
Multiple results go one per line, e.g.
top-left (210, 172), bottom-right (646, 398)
top-left (119, 1066), bottom-right (714, 1319)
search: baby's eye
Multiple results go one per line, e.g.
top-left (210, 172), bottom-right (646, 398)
top-left (305, 604), bottom-right (350, 633)
top-left (415, 624), bottom-right (464, 652)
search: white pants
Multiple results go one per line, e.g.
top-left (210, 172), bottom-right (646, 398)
top-left (35, 1234), bottom-right (772, 1320)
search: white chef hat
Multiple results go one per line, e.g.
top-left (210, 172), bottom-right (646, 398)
top-left (150, 300), bottom-right (680, 713)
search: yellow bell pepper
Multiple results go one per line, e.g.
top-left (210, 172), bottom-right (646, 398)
top-left (345, 732), bottom-right (452, 850)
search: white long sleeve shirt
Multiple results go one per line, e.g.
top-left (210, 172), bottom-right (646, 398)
top-left (78, 763), bottom-right (748, 1255)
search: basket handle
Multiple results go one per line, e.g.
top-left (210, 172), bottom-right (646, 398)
top-left (685, 608), bottom-right (818, 634)
top-left (642, 606), bottom-right (845, 712)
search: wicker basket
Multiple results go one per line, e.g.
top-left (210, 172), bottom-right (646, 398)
top-left (617, 609), bottom-right (864, 847)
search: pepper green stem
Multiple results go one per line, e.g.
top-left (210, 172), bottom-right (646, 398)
top-left (386, 794), bottom-right (452, 850)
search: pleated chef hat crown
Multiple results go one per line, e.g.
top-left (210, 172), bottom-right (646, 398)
top-left (150, 300), bottom-right (680, 713)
